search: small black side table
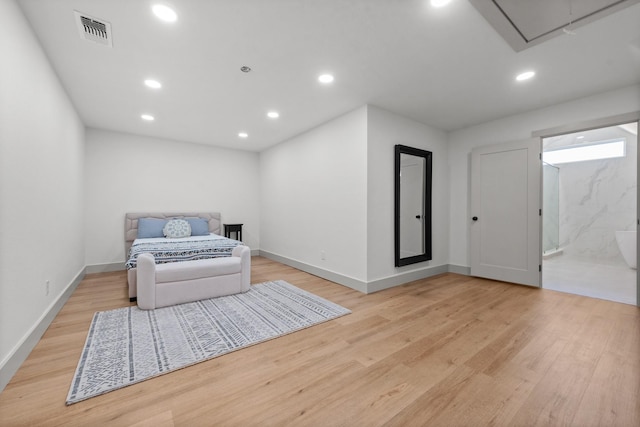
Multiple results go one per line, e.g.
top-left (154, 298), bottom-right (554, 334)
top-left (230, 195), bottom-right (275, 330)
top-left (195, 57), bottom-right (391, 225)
top-left (223, 223), bottom-right (243, 241)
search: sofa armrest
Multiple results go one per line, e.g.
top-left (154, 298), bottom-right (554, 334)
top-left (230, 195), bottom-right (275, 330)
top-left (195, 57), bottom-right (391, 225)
top-left (137, 253), bottom-right (157, 309)
top-left (232, 245), bottom-right (251, 292)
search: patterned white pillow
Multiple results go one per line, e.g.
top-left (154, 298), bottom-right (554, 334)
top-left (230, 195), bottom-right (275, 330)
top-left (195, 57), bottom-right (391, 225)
top-left (163, 218), bottom-right (191, 238)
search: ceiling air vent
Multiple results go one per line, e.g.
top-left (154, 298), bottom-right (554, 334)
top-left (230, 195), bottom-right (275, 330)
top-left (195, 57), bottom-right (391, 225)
top-left (74, 11), bottom-right (113, 47)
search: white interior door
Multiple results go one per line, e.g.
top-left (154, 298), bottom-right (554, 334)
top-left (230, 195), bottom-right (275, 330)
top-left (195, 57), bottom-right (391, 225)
top-left (470, 138), bottom-right (541, 287)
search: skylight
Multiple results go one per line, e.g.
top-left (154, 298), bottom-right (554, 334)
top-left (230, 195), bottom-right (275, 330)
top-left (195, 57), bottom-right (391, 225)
top-left (543, 139), bottom-right (626, 165)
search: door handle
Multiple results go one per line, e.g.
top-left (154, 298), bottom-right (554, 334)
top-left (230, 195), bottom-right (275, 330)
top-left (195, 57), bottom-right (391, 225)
top-left (416, 215), bottom-right (421, 219)
top-left (472, 216), bottom-right (478, 221)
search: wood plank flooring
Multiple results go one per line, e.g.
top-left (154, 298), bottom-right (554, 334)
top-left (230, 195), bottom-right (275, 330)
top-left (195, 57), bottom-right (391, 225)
top-left (1, 256), bottom-right (639, 426)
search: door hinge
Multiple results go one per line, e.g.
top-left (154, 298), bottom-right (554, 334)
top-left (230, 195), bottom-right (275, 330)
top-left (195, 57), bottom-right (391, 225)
top-left (539, 208), bottom-right (542, 216)
top-left (539, 264), bottom-right (542, 272)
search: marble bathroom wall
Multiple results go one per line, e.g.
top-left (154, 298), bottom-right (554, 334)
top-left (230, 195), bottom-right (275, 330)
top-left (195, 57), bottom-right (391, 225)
top-left (544, 125), bottom-right (637, 264)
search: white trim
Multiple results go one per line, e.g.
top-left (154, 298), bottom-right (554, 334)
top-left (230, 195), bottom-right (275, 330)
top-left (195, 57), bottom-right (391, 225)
top-left (532, 111), bottom-right (640, 139)
top-left (367, 265), bottom-right (449, 293)
top-left (259, 250), bottom-right (459, 294)
top-left (85, 262), bottom-right (124, 273)
top-left (448, 264), bottom-right (471, 275)
top-left (0, 267), bottom-right (85, 392)
top-left (258, 250), bottom-right (368, 293)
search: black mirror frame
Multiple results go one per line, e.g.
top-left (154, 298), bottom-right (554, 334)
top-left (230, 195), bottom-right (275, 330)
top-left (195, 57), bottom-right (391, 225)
top-left (394, 144), bottom-right (433, 267)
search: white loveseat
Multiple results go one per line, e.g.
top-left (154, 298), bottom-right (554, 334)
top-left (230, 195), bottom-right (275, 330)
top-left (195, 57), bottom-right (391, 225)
top-left (136, 245), bottom-right (251, 309)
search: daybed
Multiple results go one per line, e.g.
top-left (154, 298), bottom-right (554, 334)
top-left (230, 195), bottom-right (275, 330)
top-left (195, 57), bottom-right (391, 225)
top-left (136, 245), bottom-right (251, 309)
top-left (125, 212), bottom-right (244, 300)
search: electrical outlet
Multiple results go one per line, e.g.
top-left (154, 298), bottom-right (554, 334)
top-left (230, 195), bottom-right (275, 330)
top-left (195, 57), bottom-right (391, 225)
top-left (45, 280), bottom-right (50, 296)
top-left (320, 250), bottom-right (326, 260)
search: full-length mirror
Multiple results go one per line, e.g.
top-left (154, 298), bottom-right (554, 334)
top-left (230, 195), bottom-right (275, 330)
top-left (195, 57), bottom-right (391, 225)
top-left (395, 145), bottom-right (432, 267)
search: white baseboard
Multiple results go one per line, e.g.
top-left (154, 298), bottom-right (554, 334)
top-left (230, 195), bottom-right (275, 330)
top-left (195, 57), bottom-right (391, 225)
top-left (85, 262), bottom-right (125, 274)
top-left (259, 250), bottom-right (368, 293)
top-left (448, 264), bottom-right (471, 275)
top-left (258, 250), bottom-right (464, 294)
top-left (0, 267), bottom-right (85, 392)
top-left (366, 264), bottom-right (451, 293)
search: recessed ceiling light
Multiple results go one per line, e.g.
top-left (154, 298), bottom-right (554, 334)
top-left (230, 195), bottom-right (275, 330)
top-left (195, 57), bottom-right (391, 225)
top-left (238, 132), bottom-right (248, 138)
top-left (516, 71), bottom-right (536, 81)
top-left (144, 79), bottom-right (162, 89)
top-left (267, 111), bottom-right (280, 119)
top-left (430, 0), bottom-right (451, 7)
top-left (152, 4), bottom-right (177, 22)
top-left (318, 74), bottom-right (334, 84)
top-left (141, 114), bottom-right (155, 121)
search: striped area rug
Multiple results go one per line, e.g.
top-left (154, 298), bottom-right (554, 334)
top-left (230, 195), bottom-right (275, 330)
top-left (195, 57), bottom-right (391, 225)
top-left (66, 280), bottom-right (350, 405)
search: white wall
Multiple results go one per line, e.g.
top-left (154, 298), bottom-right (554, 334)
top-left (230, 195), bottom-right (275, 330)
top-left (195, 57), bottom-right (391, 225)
top-left (366, 106), bottom-right (449, 282)
top-left (0, 0), bottom-right (85, 378)
top-left (259, 107), bottom-right (369, 283)
top-left (259, 105), bottom-right (450, 291)
top-left (84, 129), bottom-right (260, 267)
top-left (448, 84), bottom-right (640, 268)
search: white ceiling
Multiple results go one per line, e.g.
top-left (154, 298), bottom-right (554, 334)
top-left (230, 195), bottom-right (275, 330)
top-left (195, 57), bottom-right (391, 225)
top-left (17, 0), bottom-right (640, 152)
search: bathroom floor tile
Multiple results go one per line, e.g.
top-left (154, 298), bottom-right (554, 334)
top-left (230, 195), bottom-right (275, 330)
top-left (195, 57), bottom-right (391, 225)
top-left (543, 256), bottom-right (636, 305)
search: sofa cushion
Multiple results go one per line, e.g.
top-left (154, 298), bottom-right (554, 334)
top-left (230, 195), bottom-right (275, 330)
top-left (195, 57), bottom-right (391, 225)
top-left (155, 257), bottom-right (241, 283)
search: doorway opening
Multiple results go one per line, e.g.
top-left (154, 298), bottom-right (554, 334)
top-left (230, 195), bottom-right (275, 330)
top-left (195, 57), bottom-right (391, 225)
top-left (542, 122), bottom-right (638, 305)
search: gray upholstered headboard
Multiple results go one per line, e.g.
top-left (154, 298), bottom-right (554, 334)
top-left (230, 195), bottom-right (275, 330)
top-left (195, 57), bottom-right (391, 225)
top-left (124, 212), bottom-right (222, 256)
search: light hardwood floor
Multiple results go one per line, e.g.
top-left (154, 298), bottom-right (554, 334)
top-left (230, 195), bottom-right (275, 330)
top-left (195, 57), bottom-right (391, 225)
top-left (1, 256), bottom-right (639, 426)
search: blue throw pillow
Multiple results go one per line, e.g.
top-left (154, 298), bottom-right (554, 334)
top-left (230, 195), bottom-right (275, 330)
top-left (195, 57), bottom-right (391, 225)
top-left (186, 217), bottom-right (210, 236)
top-left (137, 218), bottom-right (168, 238)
